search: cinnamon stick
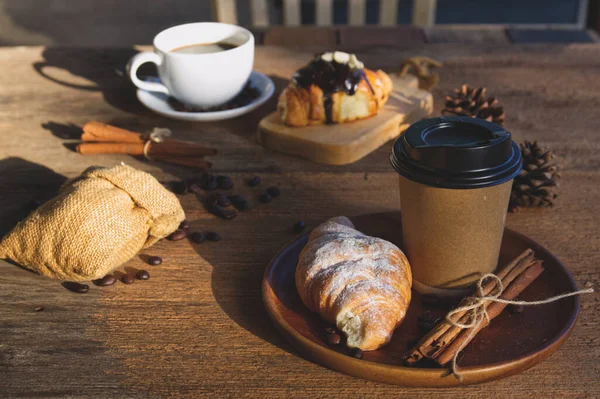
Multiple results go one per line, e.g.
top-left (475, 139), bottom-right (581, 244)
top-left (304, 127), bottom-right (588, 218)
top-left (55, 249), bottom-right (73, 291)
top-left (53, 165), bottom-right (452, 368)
top-left (435, 260), bottom-right (545, 366)
top-left (82, 121), bottom-right (145, 143)
top-left (405, 249), bottom-right (536, 364)
top-left (76, 141), bottom-right (217, 157)
top-left (423, 250), bottom-right (536, 359)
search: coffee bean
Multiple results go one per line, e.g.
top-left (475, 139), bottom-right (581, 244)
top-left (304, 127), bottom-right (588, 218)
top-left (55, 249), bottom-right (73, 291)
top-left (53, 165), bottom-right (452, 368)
top-left (293, 221), bottom-right (306, 233)
top-left (206, 231), bottom-right (221, 241)
top-left (28, 199), bottom-right (42, 211)
top-left (228, 195), bottom-right (249, 210)
top-left (206, 175), bottom-right (218, 190)
top-left (259, 193), bottom-right (272, 203)
top-left (509, 304), bottom-right (525, 313)
top-left (247, 176), bottom-right (261, 187)
top-left (121, 273), bottom-right (135, 284)
top-left (349, 348), bottom-right (363, 359)
top-left (206, 203), bottom-right (237, 220)
top-left (136, 270), bottom-right (150, 280)
top-left (62, 281), bottom-right (89, 293)
top-left (266, 186), bottom-right (280, 197)
top-left (217, 175), bottom-right (233, 190)
top-left (179, 220), bottom-right (191, 230)
top-left (167, 229), bottom-right (187, 241)
top-left (190, 231), bottom-right (206, 243)
top-left (171, 181), bottom-right (187, 195)
top-left (35, 306), bottom-right (44, 312)
top-left (147, 256), bottom-right (162, 266)
top-left (188, 181), bottom-right (202, 193)
top-left (94, 274), bottom-right (117, 286)
top-left (324, 328), bottom-right (342, 345)
top-left (207, 192), bottom-right (231, 207)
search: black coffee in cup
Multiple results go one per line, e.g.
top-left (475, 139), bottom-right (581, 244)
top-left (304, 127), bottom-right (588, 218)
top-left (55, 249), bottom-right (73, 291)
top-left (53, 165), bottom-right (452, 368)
top-left (171, 41), bottom-right (238, 54)
top-left (390, 117), bottom-right (522, 296)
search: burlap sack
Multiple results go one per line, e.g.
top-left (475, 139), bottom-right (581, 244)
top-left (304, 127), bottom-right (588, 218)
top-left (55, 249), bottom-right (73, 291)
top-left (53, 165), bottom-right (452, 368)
top-left (0, 164), bottom-right (185, 281)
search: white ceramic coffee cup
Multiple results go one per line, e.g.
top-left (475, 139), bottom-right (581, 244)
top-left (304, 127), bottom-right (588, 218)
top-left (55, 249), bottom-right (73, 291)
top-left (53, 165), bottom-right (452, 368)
top-left (127, 22), bottom-right (254, 108)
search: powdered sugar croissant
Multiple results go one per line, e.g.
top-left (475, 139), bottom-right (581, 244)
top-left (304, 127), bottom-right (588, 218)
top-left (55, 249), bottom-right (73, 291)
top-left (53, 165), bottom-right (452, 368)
top-left (295, 216), bottom-right (412, 351)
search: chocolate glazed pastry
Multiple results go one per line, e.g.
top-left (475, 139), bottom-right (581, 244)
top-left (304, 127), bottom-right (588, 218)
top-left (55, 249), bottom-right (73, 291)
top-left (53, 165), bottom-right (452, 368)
top-left (293, 56), bottom-right (373, 123)
top-left (278, 52), bottom-right (393, 127)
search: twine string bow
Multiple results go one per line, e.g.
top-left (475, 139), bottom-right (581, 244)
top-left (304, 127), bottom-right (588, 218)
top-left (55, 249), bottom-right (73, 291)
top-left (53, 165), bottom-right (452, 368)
top-left (445, 273), bottom-right (594, 381)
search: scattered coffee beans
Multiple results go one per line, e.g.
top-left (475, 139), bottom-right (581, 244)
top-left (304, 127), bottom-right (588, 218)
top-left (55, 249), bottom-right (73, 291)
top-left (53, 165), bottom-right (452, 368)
top-left (259, 193), bottom-right (272, 203)
top-left (206, 175), bottom-right (218, 190)
top-left (147, 256), bottom-right (163, 266)
top-left (188, 182), bottom-right (202, 193)
top-left (293, 221), bottom-right (306, 233)
top-left (207, 192), bottom-right (231, 207)
top-left (179, 219), bottom-right (191, 230)
top-left (206, 203), bottom-right (237, 220)
top-left (136, 270), bottom-right (150, 280)
top-left (324, 327), bottom-right (342, 345)
top-left (167, 229), bottom-right (188, 241)
top-left (266, 186), bottom-right (280, 197)
top-left (62, 281), bottom-right (89, 293)
top-left (228, 195), bottom-right (249, 211)
top-left (190, 231), bottom-right (206, 243)
top-left (121, 273), bottom-right (135, 284)
top-left (349, 348), bottom-right (364, 359)
top-left (217, 175), bottom-right (233, 190)
top-left (247, 176), bottom-right (261, 187)
top-left (94, 274), bottom-right (117, 286)
top-left (207, 231), bottom-right (221, 241)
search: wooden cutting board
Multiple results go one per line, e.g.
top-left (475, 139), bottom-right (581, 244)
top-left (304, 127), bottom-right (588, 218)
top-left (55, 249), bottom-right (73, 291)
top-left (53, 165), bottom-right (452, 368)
top-left (257, 75), bottom-right (433, 165)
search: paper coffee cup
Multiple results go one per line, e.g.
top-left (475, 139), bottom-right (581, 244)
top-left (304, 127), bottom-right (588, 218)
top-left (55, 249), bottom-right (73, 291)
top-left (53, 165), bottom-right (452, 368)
top-left (390, 117), bottom-right (522, 296)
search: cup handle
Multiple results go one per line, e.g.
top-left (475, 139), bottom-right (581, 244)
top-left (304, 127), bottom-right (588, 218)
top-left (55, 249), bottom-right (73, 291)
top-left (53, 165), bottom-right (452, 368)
top-left (126, 52), bottom-right (169, 95)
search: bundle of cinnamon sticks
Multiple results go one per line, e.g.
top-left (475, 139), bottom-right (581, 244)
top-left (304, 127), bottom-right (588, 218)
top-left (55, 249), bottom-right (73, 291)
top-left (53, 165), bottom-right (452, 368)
top-left (76, 121), bottom-right (217, 169)
top-left (405, 249), bottom-right (544, 366)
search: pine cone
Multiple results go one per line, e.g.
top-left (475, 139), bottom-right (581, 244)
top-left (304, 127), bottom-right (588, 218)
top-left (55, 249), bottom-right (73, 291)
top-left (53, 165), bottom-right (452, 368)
top-left (509, 141), bottom-right (560, 212)
top-left (442, 84), bottom-right (505, 126)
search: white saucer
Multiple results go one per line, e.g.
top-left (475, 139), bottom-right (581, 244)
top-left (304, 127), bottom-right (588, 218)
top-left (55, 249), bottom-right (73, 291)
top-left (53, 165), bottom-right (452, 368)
top-left (136, 71), bottom-right (275, 122)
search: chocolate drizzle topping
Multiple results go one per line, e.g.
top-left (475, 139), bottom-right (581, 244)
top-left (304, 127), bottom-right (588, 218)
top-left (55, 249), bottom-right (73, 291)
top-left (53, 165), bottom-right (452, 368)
top-left (293, 54), bottom-right (372, 123)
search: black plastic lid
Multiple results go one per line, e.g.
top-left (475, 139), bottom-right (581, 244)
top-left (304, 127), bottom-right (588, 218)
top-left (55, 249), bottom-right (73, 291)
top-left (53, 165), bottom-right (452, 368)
top-left (390, 116), bottom-right (522, 189)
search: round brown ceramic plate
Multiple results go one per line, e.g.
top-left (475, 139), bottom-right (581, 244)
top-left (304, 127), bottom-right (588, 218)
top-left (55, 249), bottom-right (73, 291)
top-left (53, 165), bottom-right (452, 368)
top-left (262, 212), bottom-right (580, 386)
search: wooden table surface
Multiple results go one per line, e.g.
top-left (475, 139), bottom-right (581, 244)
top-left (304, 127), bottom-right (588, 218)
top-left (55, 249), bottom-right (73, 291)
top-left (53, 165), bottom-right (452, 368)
top-left (0, 37), bottom-right (599, 398)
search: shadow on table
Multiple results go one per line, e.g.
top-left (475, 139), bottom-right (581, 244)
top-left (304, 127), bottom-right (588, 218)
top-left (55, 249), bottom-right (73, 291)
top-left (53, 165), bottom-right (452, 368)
top-left (32, 47), bottom-right (151, 114)
top-left (0, 157), bottom-right (67, 237)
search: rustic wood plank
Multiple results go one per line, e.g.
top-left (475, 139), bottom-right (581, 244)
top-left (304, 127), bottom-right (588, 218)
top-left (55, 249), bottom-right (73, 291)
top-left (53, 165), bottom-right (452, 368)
top-left (378, 0), bottom-right (398, 26)
top-left (263, 26), bottom-right (338, 49)
top-left (338, 26), bottom-right (426, 50)
top-left (283, 0), bottom-right (301, 26)
top-left (1, 41), bottom-right (600, 398)
top-left (348, 0), bottom-right (366, 26)
top-left (425, 26), bottom-right (509, 44)
top-left (315, 0), bottom-right (333, 27)
top-left (250, 0), bottom-right (270, 27)
top-left (212, 0), bottom-right (238, 25)
top-left (411, 0), bottom-right (437, 26)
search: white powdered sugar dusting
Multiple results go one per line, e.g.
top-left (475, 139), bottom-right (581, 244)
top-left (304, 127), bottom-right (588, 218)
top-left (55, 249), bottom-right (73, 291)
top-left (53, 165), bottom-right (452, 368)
top-left (296, 216), bottom-right (412, 350)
